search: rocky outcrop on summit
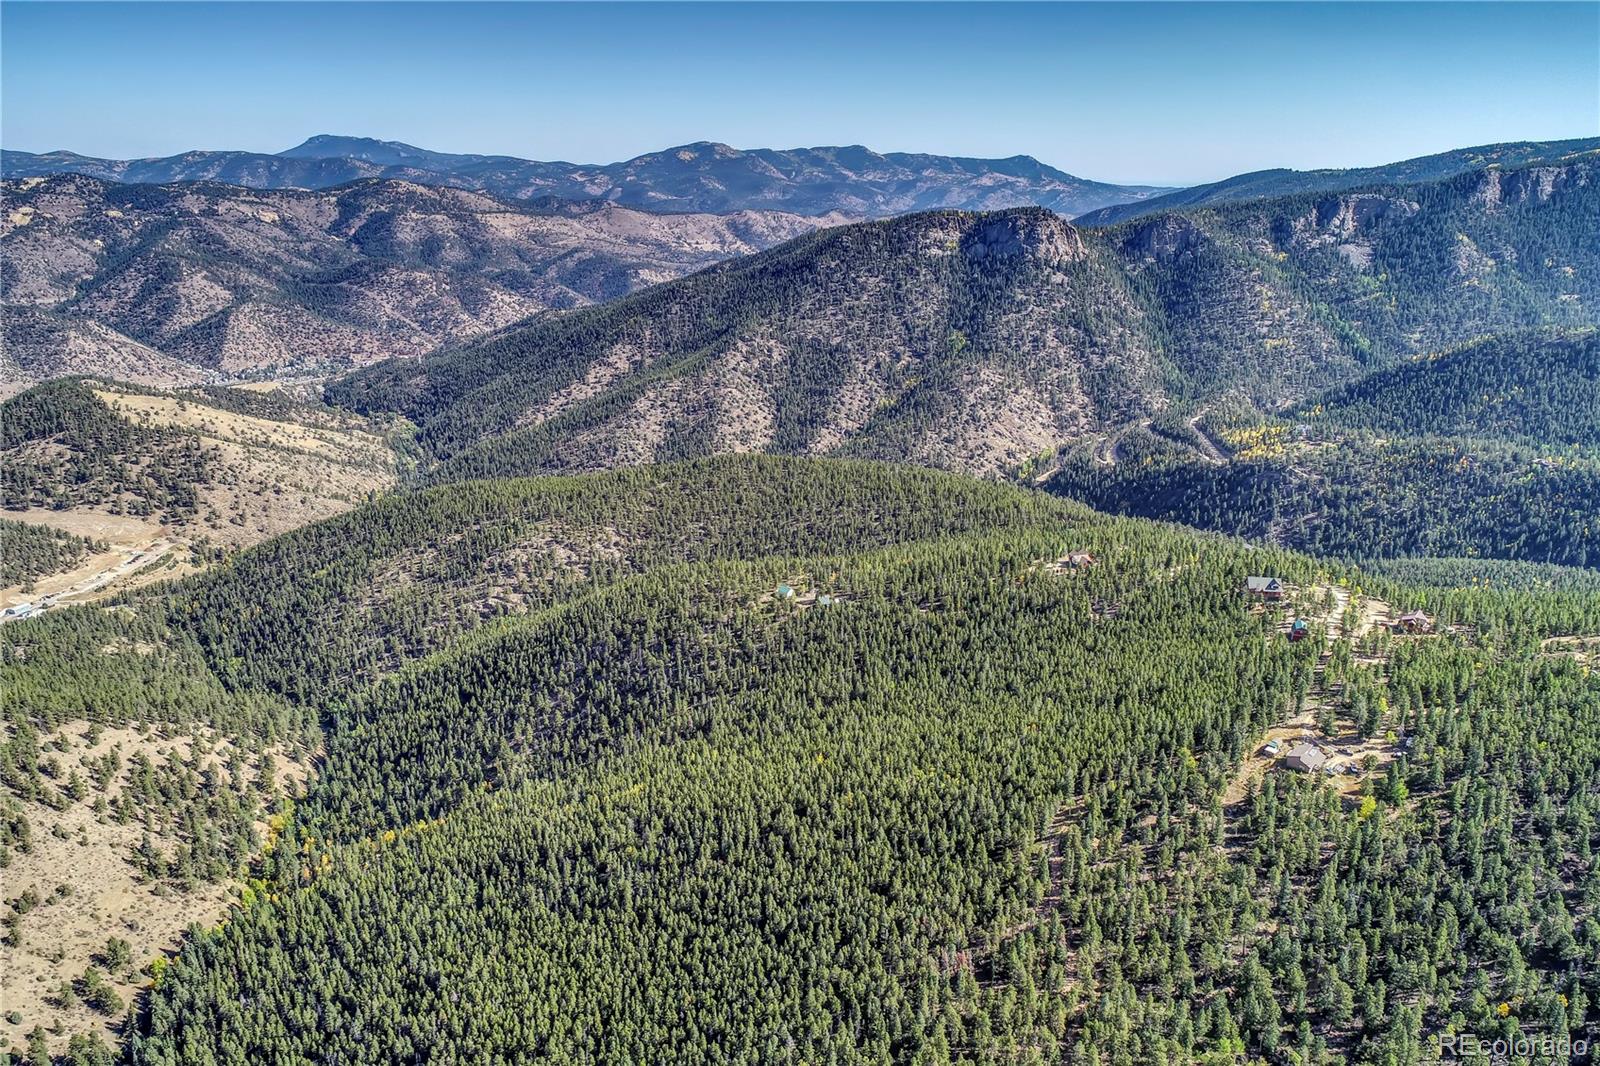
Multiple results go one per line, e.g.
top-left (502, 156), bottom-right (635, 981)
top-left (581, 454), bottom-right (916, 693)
top-left (961, 211), bottom-right (1087, 264)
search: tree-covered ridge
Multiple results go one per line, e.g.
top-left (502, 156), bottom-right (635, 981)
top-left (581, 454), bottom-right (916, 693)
top-left (1044, 326), bottom-right (1600, 570)
top-left (0, 520), bottom-right (99, 588)
top-left (1048, 427), bottom-right (1600, 570)
top-left (1361, 556), bottom-right (1600, 594)
top-left (1, 379), bottom-right (211, 522)
top-left (129, 520), bottom-right (1309, 1064)
top-left (1300, 328), bottom-right (1600, 447)
top-left (161, 456), bottom-right (1097, 701)
top-left (325, 158), bottom-right (1598, 484)
top-left (1, 456), bottom-right (1595, 1062)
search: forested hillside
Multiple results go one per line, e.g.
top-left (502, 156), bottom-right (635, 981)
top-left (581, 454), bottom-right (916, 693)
top-left (1, 378), bottom-right (402, 541)
top-left (1305, 328), bottom-right (1599, 447)
top-left (2, 379), bottom-right (212, 523)
top-left (0, 379), bottom-right (406, 622)
top-left (330, 158), bottom-right (1599, 481)
top-left (1, 457), bottom-right (1592, 1063)
top-left (161, 458), bottom-right (1078, 699)
top-left (1046, 329), bottom-right (1600, 569)
top-left (0, 520), bottom-right (99, 588)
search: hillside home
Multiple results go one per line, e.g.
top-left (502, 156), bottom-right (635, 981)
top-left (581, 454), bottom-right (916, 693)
top-left (1065, 551), bottom-right (1096, 569)
top-left (1245, 576), bottom-right (1286, 601)
top-left (1393, 610), bottom-right (1433, 634)
top-left (1284, 742), bottom-right (1327, 773)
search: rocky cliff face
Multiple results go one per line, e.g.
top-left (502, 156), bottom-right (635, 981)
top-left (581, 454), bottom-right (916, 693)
top-left (1472, 164), bottom-right (1592, 207)
top-left (1120, 215), bottom-right (1207, 263)
top-left (961, 211), bottom-right (1087, 265)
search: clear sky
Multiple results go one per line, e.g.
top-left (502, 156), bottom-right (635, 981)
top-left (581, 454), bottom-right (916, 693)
top-left (3, 2), bottom-right (1595, 186)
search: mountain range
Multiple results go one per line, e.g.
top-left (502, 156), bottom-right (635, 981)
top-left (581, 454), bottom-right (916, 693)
top-left (331, 156), bottom-right (1598, 480)
top-left (9, 134), bottom-right (1596, 397)
top-left (2, 135), bottom-right (1172, 218)
top-left (0, 174), bottom-right (844, 389)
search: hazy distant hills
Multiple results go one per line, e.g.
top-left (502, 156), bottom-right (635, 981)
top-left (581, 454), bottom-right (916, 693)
top-left (3, 135), bottom-right (1173, 218)
top-left (1074, 136), bottom-right (1600, 225)
top-left (17, 134), bottom-right (1585, 226)
top-left (332, 158), bottom-right (1598, 481)
top-left (0, 173), bottom-right (844, 388)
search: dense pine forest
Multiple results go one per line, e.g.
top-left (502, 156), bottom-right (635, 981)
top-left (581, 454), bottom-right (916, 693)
top-left (1, 457), bottom-right (1595, 1064)
top-left (1046, 329), bottom-right (1600, 570)
top-left (1304, 329), bottom-right (1600, 448)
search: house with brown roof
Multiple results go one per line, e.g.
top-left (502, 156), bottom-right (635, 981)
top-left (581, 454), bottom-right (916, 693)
top-left (1284, 742), bottom-right (1328, 773)
top-left (1393, 610), bottom-right (1433, 634)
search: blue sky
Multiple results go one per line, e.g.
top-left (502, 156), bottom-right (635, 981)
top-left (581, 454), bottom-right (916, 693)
top-left (3, 2), bottom-right (1595, 185)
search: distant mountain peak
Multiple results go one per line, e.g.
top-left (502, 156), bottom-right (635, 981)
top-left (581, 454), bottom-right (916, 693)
top-left (657, 141), bottom-right (742, 162)
top-left (280, 134), bottom-right (431, 163)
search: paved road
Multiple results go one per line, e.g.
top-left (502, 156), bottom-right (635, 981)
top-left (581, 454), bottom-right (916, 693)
top-left (1187, 414), bottom-right (1229, 465)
